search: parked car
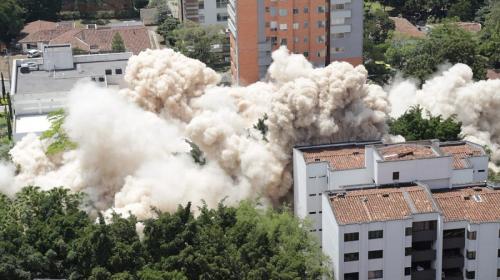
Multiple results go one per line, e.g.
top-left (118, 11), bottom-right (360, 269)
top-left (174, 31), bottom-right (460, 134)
top-left (20, 62), bottom-right (38, 73)
top-left (27, 49), bottom-right (41, 58)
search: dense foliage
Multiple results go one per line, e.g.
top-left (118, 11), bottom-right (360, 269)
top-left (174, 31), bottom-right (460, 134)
top-left (111, 33), bottom-right (126, 53)
top-left (40, 109), bottom-right (77, 155)
top-left (0, 187), bottom-right (331, 280)
top-left (389, 105), bottom-right (462, 141)
top-left (0, 0), bottom-right (24, 44)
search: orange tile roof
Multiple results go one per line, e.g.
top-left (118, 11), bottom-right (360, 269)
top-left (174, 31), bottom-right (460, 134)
top-left (377, 143), bottom-right (437, 161)
top-left (440, 143), bottom-right (484, 169)
top-left (456, 22), bottom-right (482, 33)
top-left (433, 187), bottom-right (500, 223)
top-left (329, 186), bottom-right (437, 225)
top-left (19, 27), bottom-right (72, 43)
top-left (21, 20), bottom-right (57, 35)
top-left (303, 147), bottom-right (365, 170)
top-left (389, 17), bottom-right (425, 38)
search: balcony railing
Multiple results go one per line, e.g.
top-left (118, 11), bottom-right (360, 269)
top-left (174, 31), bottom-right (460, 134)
top-left (443, 237), bottom-right (465, 249)
top-left (412, 249), bottom-right (436, 262)
top-left (412, 230), bottom-right (437, 242)
top-left (412, 269), bottom-right (436, 280)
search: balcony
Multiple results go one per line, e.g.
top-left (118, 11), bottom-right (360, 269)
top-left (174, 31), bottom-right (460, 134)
top-left (412, 269), bottom-right (436, 280)
top-left (442, 255), bottom-right (464, 269)
top-left (443, 237), bottom-right (465, 249)
top-left (412, 230), bottom-right (437, 242)
top-left (412, 249), bottom-right (436, 262)
top-left (443, 269), bottom-right (464, 280)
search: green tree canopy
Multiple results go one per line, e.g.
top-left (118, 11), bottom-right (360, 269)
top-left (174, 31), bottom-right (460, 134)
top-left (0, 0), bottom-right (24, 44)
top-left (157, 16), bottom-right (181, 46)
top-left (111, 32), bottom-right (126, 53)
top-left (18, 0), bottom-right (62, 22)
top-left (389, 105), bottom-right (462, 141)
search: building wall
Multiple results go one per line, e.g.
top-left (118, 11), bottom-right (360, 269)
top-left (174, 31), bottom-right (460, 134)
top-left (375, 157), bottom-right (453, 187)
top-left (322, 194), bottom-right (340, 280)
top-left (199, 0), bottom-right (228, 26)
top-left (469, 156), bottom-right (489, 182)
top-left (293, 148), bottom-right (308, 219)
top-left (329, 168), bottom-right (372, 189)
top-left (467, 223), bottom-right (499, 280)
top-left (329, 0), bottom-right (363, 65)
top-left (451, 168), bottom-right (474, 185)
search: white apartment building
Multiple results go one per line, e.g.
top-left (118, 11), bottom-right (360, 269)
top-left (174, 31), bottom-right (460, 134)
top-left (178, 0), bottom-right (229, 26)
top-left (293, 140), bottom-right (494, 280)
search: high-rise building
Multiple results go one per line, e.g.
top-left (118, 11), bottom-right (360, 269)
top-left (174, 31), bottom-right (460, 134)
top-left (228, 0), bottom-right (363, 85)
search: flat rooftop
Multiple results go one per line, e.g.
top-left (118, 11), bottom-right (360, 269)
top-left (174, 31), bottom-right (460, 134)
top-left (433, 186), bottom-right (500, 223)
top-left (328, 185), bottom-right (438, 225)
top-left (375, 142), bottom-right (438, 161)
top-left (15, 59), bottom-right (128, 95)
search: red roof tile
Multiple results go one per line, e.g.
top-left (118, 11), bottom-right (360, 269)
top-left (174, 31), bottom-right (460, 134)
top-left (440, 143), bottom-right (484, 169)
top-left (390, 17), bottom-right (426, 38)
top-left (21, 20), bottom-right (57, 35)
top-left (303, 147), bottom-right (365, 170)
top-left (377, 143), bottom-right (437, 161)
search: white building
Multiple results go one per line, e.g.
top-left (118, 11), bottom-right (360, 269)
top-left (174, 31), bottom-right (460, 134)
top-left (177, 0), bottom-right (229, 27)
top-left (293, 140), bottom-right (494, 280)
top-left (10, 44), bottom-right (132, 140)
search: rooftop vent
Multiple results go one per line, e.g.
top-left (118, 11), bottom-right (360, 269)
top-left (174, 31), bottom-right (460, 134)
top-left (337, 193), bottom-right (345, 198)
top-left (464, 196), bottom-right (470, 200)
top-left (361, 197), bottom-right (368, 203)
top-left (353, 151), bottom-right (360, 155)
top-left (472, 194), bottom-right (483, 202)
top-left (315, 158), bottom-right (320, 162)
top-left (382, 194), bottom-right (389, 198)
top-left (473, 187), bottom-right (482, 192)
top-left (398, 151), bottom-right (414, 158)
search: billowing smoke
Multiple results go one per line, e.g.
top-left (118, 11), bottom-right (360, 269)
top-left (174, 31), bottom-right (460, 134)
top-left (1, 47), bottom-right (390, 217)
top-left (2, 48), bottom-right (498, 218)
top-left (389, 64), bottom-right (500, 164)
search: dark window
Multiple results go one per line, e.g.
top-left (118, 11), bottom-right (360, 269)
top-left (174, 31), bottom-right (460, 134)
top-left (466, 270), bottom-right (475, 279)
top-left (466, 250), bottom-right (476, 260)
top-left (405, 227), bottom-right (412, 236)
top-left (369, 230), bottom-right (383, 239)
top-left (344, 272), bottom-right (359, 280)
top-left (293, 8), bottom-right (299, 14)
top-left (478, 169), bottom-right (485, 173)
top-left (98, 77), bottom-right (105, 82)
top-left (303, 7), bottom-right (309, 13)
top-left (344, 252), bottom-right (359, 262)
top-left (368, 250), bottom-right (383, 259)
top-left (393, 171), bottom-right (400, 180)
top-left (413, 221), bottom-right (436, 231)
top-left (404, 267), bottom-right (411, 276)
top-left (467, 230), bottom-right (477, 240)
top-left (308, 211), bottom-right (316, 214)
top-left (303, 51), bottom-right (309, 57)
top-left (105, 69), bottom-right (112, 75)
top-left (497, 269), bottom-right (500, 277)
top-left (368, 270), bottom-right (383, 279)
top-left (344, 232), bottom-right (359, 242)
top-left (498, 249), bottom-right (500, 257)
top-left (115, 68), bottom-right (122, 74)
top-left (405, 247), bottom-right (412, 256)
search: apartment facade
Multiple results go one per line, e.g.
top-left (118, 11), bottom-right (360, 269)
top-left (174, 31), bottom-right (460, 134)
top-left (229, 0), bottom-right (363, 85)
top-left (178, 0), bottom-right (229, 26)
top-left (293, 140), bottom-right (494, 280)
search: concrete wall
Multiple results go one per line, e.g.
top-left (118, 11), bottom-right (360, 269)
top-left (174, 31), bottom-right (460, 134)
top-left (293, 148), bottom-right (308, 218)
top-left (451, 168), bottom-right (474, 185)
top-left (199, 0), bottom-right (228, 26)
top-left (322, 194), bottom-right (340, 279)
top-left (469, 156), bottom-right (489, 182)
top-left (466, 223), bottom-right (499, 280)
top-left (375, 157), bottom-right (453, 187)
top-left (329, 0), bottom-right (363, 64)
top-left (329, 168), bottom-right (372, 189)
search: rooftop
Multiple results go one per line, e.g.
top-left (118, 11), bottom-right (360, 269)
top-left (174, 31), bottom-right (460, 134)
top-left (303, 146), bottom-right (365, 170)
top-left (439, 142), bottom-right (485, 169)
top-left (433, 186), bottom-right (500, 223)
top-left (376, 142), bottom-right (438, 161)
top-left (328, 185), bottom-right (437, 225)
top-left (21, 20), bottom-right (58, 35)
top-left (389, 17), bottom-right (426, 38)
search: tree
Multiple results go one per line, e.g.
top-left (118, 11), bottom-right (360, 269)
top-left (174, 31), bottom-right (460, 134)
top-left (386, 23), bottom-right (487, 81)
top-left (479, 0), bottom-right (500, 68)
top-left (0, 0), bottom-right (24, 44)
top-left (18, 0), bottom-right (62, 22)
top-left (111, 33), bottom-right (126, 53)
top-left (157, 16), bottom-right (181, 46)
top-left (253, 114), bottom-right (269, 141)
top-left (173, 22), bottom-right (227, 70)
top-left (389, 105), bottom-right (462, 141)
top-left (133, 0), bottom-right (149, 10)
top-left (448, 0), bottom-right (484, 21)
top-left (40, 109), bottom-right (77, 155)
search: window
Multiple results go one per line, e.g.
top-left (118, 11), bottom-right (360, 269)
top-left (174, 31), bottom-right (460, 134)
top-left (497, 269), bottom-right (500, 277)
top-left (279, 23), bottom-right (288, 30)
top-left (270, 7), bottom-right (276, 16)
top-left (405, 247), bottom-right (412, 256)
top-left (333, 47), bottom-right (345, 53)
top-left (217, 13), bottom-right (228, 21)
top-left (303, 36), bottom-right (308, 43)
top-left (293, 37), bottom-right (299, 43)
top-left (105, 69), bottom-right (112, 75)
top-left (332, 17), bottom-right (345, 25)
top-left (404, 267), bottom-right (411, 276)
top-left (304, 21), bottom-right (309, 28)
top-left (393, 172), bottom-right (400, 180)
top-left (293, 8), bottom-right (299, 14)
top-left (317, 6), bottom-right (325, 13)
top-left (332, 32), bottom-right (345, 38)
top-left (308, 211), bottom-right (316, 214)
top-left (405, 227), bottom-right (412, 236)
top-left (498, 249), bottom-right (500, 257)
top-left (467, 230), bottom-right (477, 240)
top-left (98, 77), bottom-right (105, 82)
top-left (316, 36), bottom-right (325, 43)
top-left (280, 38), bottom-right (287, 46)
top-left (344, 252), bottom-right (359, 262)
top-left (115, 68), bottom-right (122, 74)
top-left (369, 230), bottom-right (383, 239)
top-left (216, 0), bottom-right (227, 8)
top-left (466, 250), bottom-right (476, 260)
top-left (368, 270), bottom-right (383, 279)
top-left (344, 272), bottom-right (359, 280)
top-left (303, 7), bottom-right (309, 13)
top-left (293, 22), bottom-right (299, 29)
top-left (198, 0), bottom-right (204, 9)
top-left (478, 169), bottom-right (485, 173)
top-left (265, 7), bottom-right (270, 12)
top-left (368, 250), bottom-right (383, 259)
top-left (303, 51), bottom-right (309, 57)
top-left (317, 20), bottom-right (325, 28)
top-left (334, 4), bottom-right (345, 9)
top-left (279, 8), bottom-right (288, 16)
top-left (344, 232), bottom-right (359, 242)
top-left (466, 270), bottom-right (475, 279)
